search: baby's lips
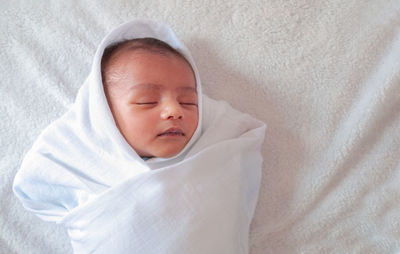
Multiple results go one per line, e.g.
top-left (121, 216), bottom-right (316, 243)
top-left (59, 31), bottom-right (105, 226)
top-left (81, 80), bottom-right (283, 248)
top-left (157, 127), bottom-right (185, 136)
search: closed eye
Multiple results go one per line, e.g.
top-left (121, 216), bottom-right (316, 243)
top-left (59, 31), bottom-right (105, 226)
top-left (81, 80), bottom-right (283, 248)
top-left (136, 102), bottom-right (157, 105)
top-left (180, 103), bottom-right (198, 106)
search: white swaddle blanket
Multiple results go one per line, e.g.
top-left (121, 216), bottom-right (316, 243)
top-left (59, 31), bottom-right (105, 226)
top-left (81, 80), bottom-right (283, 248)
top-left (13, 20), bottom-right (266, 254)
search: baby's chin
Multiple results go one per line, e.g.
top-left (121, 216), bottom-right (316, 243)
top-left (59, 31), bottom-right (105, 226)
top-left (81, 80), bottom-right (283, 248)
top-left (135, 136), bottom-right (193, 159)
top-left (139, 146), bottom-right (185, 159)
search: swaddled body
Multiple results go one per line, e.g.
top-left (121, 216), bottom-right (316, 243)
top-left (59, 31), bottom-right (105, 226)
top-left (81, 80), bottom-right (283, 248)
top-left (13, 20), bottom-right (266, 254)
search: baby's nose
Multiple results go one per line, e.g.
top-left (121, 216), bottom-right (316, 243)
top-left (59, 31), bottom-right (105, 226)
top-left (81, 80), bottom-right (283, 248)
top-left (160, 100), bottom-right (183, 120)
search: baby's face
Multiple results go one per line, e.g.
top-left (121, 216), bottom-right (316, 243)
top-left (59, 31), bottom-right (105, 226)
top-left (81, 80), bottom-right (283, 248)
top-left (103, 49), bottom-right (198, 158)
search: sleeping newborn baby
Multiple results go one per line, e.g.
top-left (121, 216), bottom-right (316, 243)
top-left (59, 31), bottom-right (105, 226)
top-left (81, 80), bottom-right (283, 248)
top-left (13, 20), bottom-right (266, 254)
top-left (101, 38), bottom-right (199, 159)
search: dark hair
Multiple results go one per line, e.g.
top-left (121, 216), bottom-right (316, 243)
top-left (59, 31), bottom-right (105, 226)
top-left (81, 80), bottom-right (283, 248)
top-left (101, 38), bottom-right (191, 84)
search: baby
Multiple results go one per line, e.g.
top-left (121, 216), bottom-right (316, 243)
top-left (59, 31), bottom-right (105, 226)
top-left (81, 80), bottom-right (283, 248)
top-left (13, 20), bottom-right (265, 253)
top-left (101, 38), bottom-right (199, 159)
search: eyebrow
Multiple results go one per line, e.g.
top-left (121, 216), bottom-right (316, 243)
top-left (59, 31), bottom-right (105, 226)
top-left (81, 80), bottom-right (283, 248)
top-left (130, 83), bottom-right (197, 93)
top-left (177, 86), bottom-right (197, 93)
top-left (130, 83), bottom-right (162, 90)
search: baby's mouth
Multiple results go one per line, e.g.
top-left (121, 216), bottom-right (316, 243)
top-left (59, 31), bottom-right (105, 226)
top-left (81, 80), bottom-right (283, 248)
top-left (157, 127), bottom-right (185, 137)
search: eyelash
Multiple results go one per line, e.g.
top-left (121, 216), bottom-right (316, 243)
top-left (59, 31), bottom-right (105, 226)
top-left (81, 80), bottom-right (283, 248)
top-left (181, 103), bottom-right (198, 106)
top-left (135, 102), bottom-right (197, 106)
top-left (136, 102), bottom-right (157, 105)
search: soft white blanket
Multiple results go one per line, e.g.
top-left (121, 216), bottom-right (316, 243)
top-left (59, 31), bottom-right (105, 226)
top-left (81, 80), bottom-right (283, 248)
top-left (2, 1), bottom-right (400, 254)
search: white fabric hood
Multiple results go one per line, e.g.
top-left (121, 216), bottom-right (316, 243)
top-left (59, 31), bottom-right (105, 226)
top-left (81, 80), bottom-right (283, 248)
top-left (13, 19), bottom-right (266, 254)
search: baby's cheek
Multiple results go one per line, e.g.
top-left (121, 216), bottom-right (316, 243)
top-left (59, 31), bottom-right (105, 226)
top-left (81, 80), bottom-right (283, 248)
top-left (186, 111), bottom-right (199, 134)
top-left (130, 115), bottom-right (157, 135)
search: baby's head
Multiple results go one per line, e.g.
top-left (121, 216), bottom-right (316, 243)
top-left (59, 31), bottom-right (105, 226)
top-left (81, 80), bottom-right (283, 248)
top-left (101, 38), bottom-right (198, 159)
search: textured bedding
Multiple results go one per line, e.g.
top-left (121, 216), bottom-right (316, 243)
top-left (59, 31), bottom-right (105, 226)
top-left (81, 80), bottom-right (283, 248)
top-left (2, 1), bottom-right (400, 253)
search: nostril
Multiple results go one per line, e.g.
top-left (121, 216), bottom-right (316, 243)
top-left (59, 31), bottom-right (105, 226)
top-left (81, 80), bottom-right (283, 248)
top-left (166, 115), bottom-right (182, 120)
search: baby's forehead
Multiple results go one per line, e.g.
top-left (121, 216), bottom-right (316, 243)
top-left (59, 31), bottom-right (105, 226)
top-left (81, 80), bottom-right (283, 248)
top-left (104, 51), bottom-right (194, 80)
top-left (102, 53), bottom-right (196, 98)
top-left (108, 47), bottom-right (185, 68)
top-left (101, 38), bottom-right (196, 93)
top-left (102, 38), bottom-right (191, 70)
